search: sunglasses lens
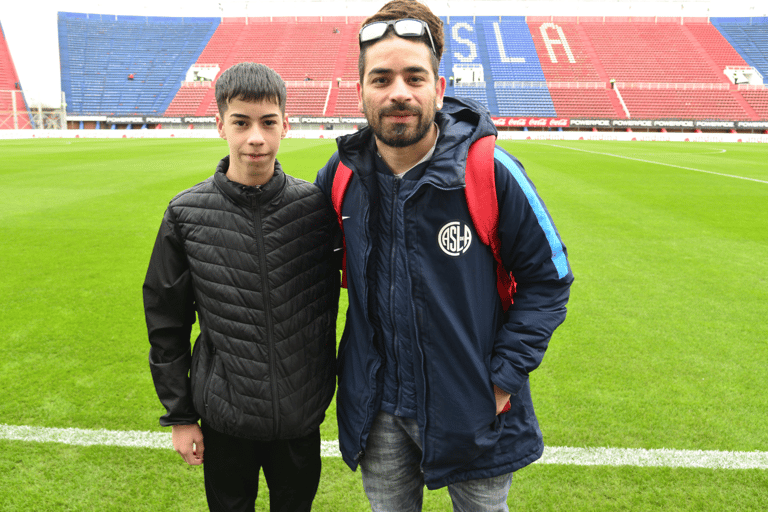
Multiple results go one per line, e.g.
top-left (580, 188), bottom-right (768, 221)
top-left (360, 23), bottom-right (388, 43)
top-left (394, 19), bottom-right (425, 37)
top-left (359, 19), bottom-right (436, 56)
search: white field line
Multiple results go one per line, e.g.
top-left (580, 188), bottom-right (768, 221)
top-left (542, 143), bottom-right (768, 184)
top-left (538, 446), bottom-right (768, 470)
top-left (2, 424), bottom-right (767, 470)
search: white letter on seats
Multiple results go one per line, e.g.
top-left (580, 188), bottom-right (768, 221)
top-left (540, 23), bottom-right (575, 64)
top-left (452, 23), bottom-right (478, 63)
top-left (493, 22), bottom-right (525, 63)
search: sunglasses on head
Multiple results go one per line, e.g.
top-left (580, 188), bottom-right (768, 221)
top-left (359, 18), bottom-right (437, 56)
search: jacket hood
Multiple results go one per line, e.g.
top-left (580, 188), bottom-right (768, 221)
top-left (434, 95), bottom-right (498, 154)
top-left (336, 96), bottom-right (497, 188)
top-left (430, 96), bottom-right (497, 183)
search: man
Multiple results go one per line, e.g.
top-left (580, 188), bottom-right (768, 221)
top-left (314, 1), bottom-right (573, 510)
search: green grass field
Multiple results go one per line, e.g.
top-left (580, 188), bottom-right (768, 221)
top-left (1, 137), bottom-right (767, 511)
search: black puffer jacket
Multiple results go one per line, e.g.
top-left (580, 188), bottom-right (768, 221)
top-left (144, 157), bottom-right (340, 440)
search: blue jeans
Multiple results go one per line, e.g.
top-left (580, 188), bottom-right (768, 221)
top-left (359, 411), bottom-right (513, 512)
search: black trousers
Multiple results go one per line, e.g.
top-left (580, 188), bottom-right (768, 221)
top-left (201, 422), bottom-right (321, 512)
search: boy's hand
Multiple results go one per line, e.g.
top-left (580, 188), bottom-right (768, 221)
top-left (493, 384), bottom-right (512, 415)
top-left (172, 423), bottom-right (205, 465)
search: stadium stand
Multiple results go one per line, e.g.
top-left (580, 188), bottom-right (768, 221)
top-left (579, 19), bottom-right (726, 84)
top-left (483, 17), bottom-right (553, 116)
top-left (0, 21), bottom-right (33, 128)
top-left (618, 85), bottom-right (752, 120)
top-left (712, 18), bottom-right (768, 83)
top-left (444, 16), bottom-right (556, 117)
top-left (494, 85), bottom-right (556, 117)
top-left (53, 13), bottom-right (768, 124)
top-left (524, 17), bottom-right (762, 120)
top-left (164, 83), bottom-right (212, 118)
top-left (527, 18), bottom-right (624, 118)
top-left (547, 85), bottom-right (619, 119)
top-left (739, 89), bottom-right (768, 120)
top-left (686, 22), bottom-right (750, 72)
top-left (528, 20), bottom-right (602, 82)
top-left (330, 85), bottom-right (362, 117)
top-left (285, 84), bottom-right (329, 117)
top-left (444, 17), bottom-right (484, 101)
top-left (175, 17), bottom-right (366, 117)
top-left (204, 19), bottom-right (345, 81)
top-left (481, 18), bottom-right (546, 82)
top-left (58, 12), bottom-right (219, 115)
top-left (455, 84), bottom-right (490, 109)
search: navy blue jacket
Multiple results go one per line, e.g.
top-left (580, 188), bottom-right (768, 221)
top-left (315, 97), bottom-right (573, 489)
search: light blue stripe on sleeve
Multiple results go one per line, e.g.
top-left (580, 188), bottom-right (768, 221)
top-left (494, 148), bottom-right (570, 279)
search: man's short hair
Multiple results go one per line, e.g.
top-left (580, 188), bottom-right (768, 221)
top-left (358, 0), bottom-right (444, 82)
top-left (215, 62), bottom-right (287, 117)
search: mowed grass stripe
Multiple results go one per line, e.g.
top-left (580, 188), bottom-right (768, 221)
top-left (537, 142), bottom-right (768, 184)
top-left (3, 424), bottom-right (767, 470)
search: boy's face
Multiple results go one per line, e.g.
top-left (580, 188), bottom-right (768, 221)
top-left (358, 35), bottom-right (445, 149)
top-left (216, 97), bottom-right (288, 185)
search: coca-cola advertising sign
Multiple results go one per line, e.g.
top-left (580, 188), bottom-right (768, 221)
top-left (491, 117), bottom-right (570, 128)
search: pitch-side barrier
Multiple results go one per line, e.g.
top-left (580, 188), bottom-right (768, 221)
top-left (1, 129), bottom-right (767, 143)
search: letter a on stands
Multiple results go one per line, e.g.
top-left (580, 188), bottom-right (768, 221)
top-left (540, 23), bottom-right (575, 64)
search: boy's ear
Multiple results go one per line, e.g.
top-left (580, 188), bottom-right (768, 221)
top-left (215, 113), bottom-right (226, 140)
top-left (281, 116), bottom-right (289, 139)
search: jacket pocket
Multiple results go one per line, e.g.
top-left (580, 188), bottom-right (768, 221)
top-left (422, 414), bottom-right (505, 472)
top-left (202, 346), bottom-right (216, 410)
top-left (190, 335), bottom-right (216, 416)
top-left (421, 354), bottom-right (502, 472)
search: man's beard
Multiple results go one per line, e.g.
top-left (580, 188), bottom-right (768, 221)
top-left (364, 100), bottom-right (436, 148)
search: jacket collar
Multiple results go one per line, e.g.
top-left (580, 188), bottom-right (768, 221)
top-left (336, 96), bottom-right (497, 189)
top-left (213, 156), bottom-right (287, 207)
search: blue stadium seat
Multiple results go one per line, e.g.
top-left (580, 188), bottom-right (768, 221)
top-left (58, 12), bottom-right (219, 115)
top-left (712, 18), bottom-right (768, 82)
top-left (480, 18), bottom-right (547, 82)
top-left (495, 86), bottom-right (556, 117)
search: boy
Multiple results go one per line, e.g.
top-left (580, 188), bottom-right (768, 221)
top-left (143, 62), bottom-right (339, 512)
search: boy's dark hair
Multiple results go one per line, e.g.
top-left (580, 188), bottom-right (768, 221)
top-left (358, 0), bottom-right (444, 82)
top-left (215, 62), bottom-right (287, 117)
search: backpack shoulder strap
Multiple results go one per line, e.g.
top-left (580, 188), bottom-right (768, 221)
top-left (465, 135), bottom-right (498, 249)
top-left (331, 160), bottom-right (353, 225)
top-left (331, 160), bottom-right (354, 288)
top-left (464, 135), bottom-right (516, 311)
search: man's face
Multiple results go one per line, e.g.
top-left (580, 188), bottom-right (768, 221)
top-left (358, 35), bottom-right (446, 149)
top-left (216, 97), bottom-right (288, 182)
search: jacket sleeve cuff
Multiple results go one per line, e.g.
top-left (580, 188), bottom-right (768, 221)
top-left (149, 351), bottom-right (198, 426)
top-left (490, 355), bottom-right (528, 397)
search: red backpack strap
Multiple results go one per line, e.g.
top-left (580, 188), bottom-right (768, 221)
top-left (465, 135), bottom-right (516, 311)
top-left (331, 160), bottom-right (354, 288)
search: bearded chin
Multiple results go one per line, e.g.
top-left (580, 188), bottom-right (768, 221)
top-left (364, 101), bottom-right (435, 148)
top-left (380, 120), bottom-right (432, 148)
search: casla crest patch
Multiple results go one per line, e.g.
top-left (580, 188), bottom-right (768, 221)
top-left (438, 221), bottom-right (472, 256)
